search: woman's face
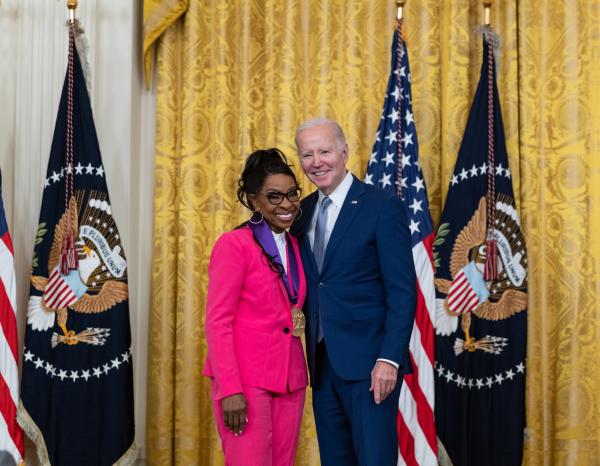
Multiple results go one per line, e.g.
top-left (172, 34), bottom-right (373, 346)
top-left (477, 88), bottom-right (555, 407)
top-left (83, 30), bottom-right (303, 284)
top-left (249, 173), bottom-right (301, 233)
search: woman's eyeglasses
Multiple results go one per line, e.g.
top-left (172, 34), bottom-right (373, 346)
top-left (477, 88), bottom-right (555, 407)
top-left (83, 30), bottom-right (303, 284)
top-left (261, 188), bottom-right (302, 205)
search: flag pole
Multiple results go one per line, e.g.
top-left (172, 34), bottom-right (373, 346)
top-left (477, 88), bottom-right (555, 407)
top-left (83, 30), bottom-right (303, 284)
top-left (396, 0), bottom-right (406, 20)
top-left (67, 0), bottom-right (77, 23)
top-left (483, 0), bottom-right (492, 26)
top-left (395, 1), bottom-right (406, 38)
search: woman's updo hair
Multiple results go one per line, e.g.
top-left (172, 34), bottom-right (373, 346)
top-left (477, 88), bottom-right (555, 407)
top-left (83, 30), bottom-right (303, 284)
top-left (237, 148), bottom-right (298, 211)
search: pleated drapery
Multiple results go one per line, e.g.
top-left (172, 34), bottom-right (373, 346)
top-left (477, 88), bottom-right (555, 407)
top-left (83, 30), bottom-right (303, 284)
top-left (143, 1), bottom-right (600, 465)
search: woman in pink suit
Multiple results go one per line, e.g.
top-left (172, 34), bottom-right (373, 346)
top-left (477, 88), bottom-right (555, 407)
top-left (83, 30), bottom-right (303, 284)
top-left (204, 148), bottom-right (308, 466)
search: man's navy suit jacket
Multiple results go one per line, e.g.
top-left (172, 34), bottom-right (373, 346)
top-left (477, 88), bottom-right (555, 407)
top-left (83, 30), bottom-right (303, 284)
top-left (292, 176), bottom-right (417, 383)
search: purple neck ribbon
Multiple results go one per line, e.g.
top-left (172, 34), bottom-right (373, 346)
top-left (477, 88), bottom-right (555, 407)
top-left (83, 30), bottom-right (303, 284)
top-left (248, 220), bottom-right (299, 305)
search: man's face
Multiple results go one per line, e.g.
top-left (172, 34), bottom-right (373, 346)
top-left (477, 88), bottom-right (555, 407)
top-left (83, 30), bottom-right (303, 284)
top-left (296, 123), bottom-right (348, 196)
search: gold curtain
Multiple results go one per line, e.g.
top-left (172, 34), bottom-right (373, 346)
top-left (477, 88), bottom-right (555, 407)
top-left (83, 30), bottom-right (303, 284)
top-left (143, 1), bottom-right (600, 465)
top-left (519, 2), bottom-right (600, 465)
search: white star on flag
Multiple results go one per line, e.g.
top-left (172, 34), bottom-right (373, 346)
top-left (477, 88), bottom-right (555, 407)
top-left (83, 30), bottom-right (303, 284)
top-left (409, 219), bottom-right (420, 234)
top-left (385, 129), bottom-right (398, 146)
top-left (401, 132), bottom-right (413, 147)
top-left (412, 177), bottom-right (425, 192)
top-left (369, 152), bottom-right (378, 165)
top-left (401, 154), bottom-right (412, 168)
top-left (409, 199), bottom-right (423, 214)
top-left (379, 173), bottom-right (392, 189)
top-left (382, 152), bottom-right (395, 166)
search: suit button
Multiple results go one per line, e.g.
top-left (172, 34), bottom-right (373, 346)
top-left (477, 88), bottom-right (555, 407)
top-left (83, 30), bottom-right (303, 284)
top-left (283, 327), bottom-right (290, 334)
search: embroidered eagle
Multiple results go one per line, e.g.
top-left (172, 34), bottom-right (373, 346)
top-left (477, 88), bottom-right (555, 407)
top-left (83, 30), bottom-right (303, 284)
top-left (27, 197), bottom-right (128, 347)
top-left (434, 196), bottom-right (527, 355)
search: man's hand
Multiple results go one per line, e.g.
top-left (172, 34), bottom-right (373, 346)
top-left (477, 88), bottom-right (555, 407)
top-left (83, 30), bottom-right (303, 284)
top-left (369, 361), bottom-right (398, 404)
top-left (221, 393), bottom-right (248, 436)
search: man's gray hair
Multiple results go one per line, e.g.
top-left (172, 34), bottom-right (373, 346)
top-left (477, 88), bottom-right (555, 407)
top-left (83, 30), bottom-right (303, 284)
top-left (295, 117), bottom-right (347, 150)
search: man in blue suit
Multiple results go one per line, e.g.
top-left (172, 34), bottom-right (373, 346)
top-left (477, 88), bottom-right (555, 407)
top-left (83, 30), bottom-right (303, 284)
top-left (292, 118), bottom-right (417, 466)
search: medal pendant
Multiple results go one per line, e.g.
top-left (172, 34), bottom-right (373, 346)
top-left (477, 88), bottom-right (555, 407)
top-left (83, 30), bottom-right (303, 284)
top-left (291, 307), bottom-right (305, 337)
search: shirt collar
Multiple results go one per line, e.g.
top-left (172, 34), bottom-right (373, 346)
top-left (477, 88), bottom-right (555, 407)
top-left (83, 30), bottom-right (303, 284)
top-left (318, 171), bottom-right (353, 208)
top-left (271, 229), bottom-right (286, 243)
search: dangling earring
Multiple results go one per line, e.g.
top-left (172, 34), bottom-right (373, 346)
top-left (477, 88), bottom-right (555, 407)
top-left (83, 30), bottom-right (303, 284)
top-left (295, 207), bottom-right (303, 220)
top-left (249, 210), bottom-right (264, 224)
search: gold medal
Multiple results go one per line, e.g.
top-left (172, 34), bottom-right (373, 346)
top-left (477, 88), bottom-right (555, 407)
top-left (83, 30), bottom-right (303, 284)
top-left (291, 307), bottom-right (305, 337)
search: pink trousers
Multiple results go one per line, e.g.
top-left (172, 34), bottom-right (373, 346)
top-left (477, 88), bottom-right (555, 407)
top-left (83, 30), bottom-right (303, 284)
top-left (212, 384), bottom-right (306, 466)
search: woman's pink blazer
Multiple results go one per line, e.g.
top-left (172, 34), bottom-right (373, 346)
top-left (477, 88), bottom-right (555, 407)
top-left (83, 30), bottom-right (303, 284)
top-left (203, 226), bottom-right (308, 400)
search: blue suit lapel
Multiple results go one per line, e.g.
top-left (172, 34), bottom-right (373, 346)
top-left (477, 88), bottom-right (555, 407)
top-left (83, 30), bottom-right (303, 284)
top-left (321, 177), bottom-right (365, 274)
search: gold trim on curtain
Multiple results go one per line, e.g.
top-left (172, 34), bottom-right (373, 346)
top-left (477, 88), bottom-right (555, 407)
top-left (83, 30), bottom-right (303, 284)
top-left (143, 0), bottom-right (189, 88)
top-left (144, 0), bottom-right (600, 464)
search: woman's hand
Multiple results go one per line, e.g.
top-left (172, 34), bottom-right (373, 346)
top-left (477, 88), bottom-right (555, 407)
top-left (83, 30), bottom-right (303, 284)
top-left (221, 393), bottom-right (248, 436)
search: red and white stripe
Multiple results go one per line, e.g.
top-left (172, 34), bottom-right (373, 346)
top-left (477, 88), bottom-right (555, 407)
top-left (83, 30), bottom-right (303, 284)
top-left (0, 231), bottom-right (25, 465)
top-left (398, 233), bottom-right (437, 466)
top-left (44, 267), bottom-right (78, 310)
top-left (447, 270), bottom-right (479, 315)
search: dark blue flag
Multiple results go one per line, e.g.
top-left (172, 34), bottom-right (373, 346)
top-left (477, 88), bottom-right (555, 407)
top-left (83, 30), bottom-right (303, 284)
top-left (433, 33), bottom-right (527, 466)
top-left (17, 28), bottom-right (136, 466)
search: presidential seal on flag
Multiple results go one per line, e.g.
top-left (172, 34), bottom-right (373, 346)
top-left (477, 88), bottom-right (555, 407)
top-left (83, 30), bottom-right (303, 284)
top-left (27, 191), bottom-right (128, 349)
top-left (434, 195), bottom-right (527, 355)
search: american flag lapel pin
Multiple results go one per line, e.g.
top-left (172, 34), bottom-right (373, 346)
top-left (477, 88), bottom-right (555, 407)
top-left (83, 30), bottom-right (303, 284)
top-left (351, 200), bottom-right (358, 204)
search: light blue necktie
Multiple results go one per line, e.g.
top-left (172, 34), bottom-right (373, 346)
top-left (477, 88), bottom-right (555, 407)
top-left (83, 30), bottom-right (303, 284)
top-left (313, 196), bottom-right (332, 343)
top-left (313, 196), bottom-right (332, 273)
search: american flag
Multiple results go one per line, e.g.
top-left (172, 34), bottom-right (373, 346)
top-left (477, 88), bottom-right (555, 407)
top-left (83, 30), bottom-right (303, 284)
top-left (0, 173), bottom-right (25, 466)
top-left (365, 26), bottom-right (438, 466)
